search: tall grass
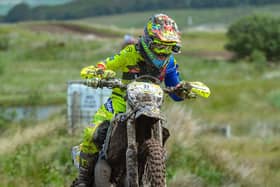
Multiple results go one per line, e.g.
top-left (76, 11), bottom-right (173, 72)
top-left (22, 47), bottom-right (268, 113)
top-left (0, 116), bottom-right (79, 187)
top-left (1, 105), bottom-right (279, 186)
top-left (0, 117), bottom-right (65, 155)
top-left (164, 105), bottom-right (228, 186)
top-left (164, 104), bottom-right (280, 187)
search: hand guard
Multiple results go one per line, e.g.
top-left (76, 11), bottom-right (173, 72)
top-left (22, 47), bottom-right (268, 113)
top-left (174, 81), bottom-right (196, 99)
top-left (175, 81), bottom-right (211, 99)
top-left (80, 65), bottom-right (101, 79)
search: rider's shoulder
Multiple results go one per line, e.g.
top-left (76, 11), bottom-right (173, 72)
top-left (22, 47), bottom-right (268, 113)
top-left (122, 44), bottom-right (137, 54)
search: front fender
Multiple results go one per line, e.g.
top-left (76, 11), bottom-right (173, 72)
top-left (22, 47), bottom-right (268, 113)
top-left (135, 105), bottom-right (164, 121)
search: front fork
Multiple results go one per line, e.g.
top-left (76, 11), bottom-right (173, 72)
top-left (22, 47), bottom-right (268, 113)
top-left (126, 113), bottom-right (163, 187)
top-left (126, 115), bottom-right (139, 187)
top-left (152, 120), bottom-right (163, 146)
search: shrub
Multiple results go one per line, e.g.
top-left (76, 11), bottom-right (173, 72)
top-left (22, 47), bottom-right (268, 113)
top-left (226, 14), bottom-right (280, 62)
top-left (4, 3), bottom-right (31, 22)
top-left (251, 50), bottom-right (267, 71)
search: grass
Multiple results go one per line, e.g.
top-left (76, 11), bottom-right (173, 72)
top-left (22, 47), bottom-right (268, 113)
top-left (197, 136), bottom-right (280, 187)
top-left (0, 25), bottom-right (122, 106)
top-left (0, 116), bottom-right (79, 187)
top-left (164, 104), bottom-right (280, 187)
top-left (1, 105), bottom-right (279, 187)
top-left (167, 144), bottom-right (226, 187)
top-left (170, 57), bottom-right (280, 137)
top-left (0, 117), bottom-right (66, 155)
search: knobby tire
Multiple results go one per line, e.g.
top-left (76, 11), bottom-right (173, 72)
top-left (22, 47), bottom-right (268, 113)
top-left (141, 138), bottom-right (166, 187)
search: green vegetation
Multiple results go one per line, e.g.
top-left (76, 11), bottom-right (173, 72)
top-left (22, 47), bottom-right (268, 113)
top-left (0, 23), bottom-right (122, 106)
top-left (167, 144), bottom-right (226, 186)
top-left (0, 35), bottom-right (9, 51)
top-left (0, 10), bottom-right (280, 187)
top-left (0, 117), bottom-right (78, 186)
top-left (78, 5), bottom-right (280, 29)
top-left (2, 0), bottom-right (280, 22)
top-left (226, 14), bottom-right (280, 62)
top-left (0, 0), bottom-right (72, 16)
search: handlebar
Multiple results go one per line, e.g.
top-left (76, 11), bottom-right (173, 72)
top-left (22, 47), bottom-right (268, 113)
top-left (70, 78), bottom-right (126, 89)
top-left (71, 77), bottom-right (210, 98)
top-left (134, 75), bottom-right (161, 85)
top-left (72, 78), bottom-right (182, 94)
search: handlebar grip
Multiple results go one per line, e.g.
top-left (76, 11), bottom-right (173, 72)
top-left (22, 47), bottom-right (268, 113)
top-left (86, 78), bottom-right (100, 87)
top-left (72, 78), bottom-right (125, 89)
top-left (68, 79), bottom-right (100, 87)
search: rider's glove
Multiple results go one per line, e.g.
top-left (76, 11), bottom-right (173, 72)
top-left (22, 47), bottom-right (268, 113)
top-left (174, 81), bottom-right (196, 99)
top-left (102, 70), bottom-right (116, 79)
top-left (80, 65), bottom-right (100, 79)
top-left (80, 62), bottom-right (116, 79)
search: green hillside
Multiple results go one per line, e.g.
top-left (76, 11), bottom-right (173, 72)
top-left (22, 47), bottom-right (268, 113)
top-left (77, 5), bottom-right (280, 28)
top-left (0, 0), bottom-right (72, 16)
top-left (2, 0), bottom-right (280, 22)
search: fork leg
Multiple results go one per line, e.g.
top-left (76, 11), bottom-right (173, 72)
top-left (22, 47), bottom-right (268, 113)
top-left (126, 117), bottom-right (139, 187)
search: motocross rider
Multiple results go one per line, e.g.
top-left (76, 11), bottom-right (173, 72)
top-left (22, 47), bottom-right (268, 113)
top-left (73, 13), bottom-right (188, 187)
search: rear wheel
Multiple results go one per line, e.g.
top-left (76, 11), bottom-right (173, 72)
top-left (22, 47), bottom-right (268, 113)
top-left (140, 138), bottom-right (166, 187)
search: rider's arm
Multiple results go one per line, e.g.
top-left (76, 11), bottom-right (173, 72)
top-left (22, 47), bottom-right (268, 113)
top-left (101, 45), bottom-right (140, 71)
top-left (164, 56), bottom-right (184, 101)
top-left (81, 45), bottom-right (138, 78)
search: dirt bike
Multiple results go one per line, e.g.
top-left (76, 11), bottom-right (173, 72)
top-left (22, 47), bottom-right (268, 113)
top-left (73, 75), bottom-right (210, 187)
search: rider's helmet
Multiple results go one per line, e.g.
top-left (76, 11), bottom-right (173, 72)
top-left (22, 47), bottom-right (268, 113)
top-left (141, 13), bottom-right (181, 69)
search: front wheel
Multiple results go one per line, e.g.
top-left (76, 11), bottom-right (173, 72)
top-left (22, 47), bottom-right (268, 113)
top-left (140, 138), bottom-right (166, 187)
top-left (94, 159), bottom-right (112, 187)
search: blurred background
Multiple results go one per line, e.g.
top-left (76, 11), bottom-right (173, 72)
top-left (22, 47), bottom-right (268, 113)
top-left (0, 0), bottom-right (279, 186)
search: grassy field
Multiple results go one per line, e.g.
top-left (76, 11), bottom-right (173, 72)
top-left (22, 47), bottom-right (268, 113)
top-left (0, 8), bottom-right (280, 187)
top-left (0, 23), bottom-right (123, 106)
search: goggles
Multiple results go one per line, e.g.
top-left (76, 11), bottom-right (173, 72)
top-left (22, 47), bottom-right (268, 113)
top-left (151, 43), bottom-right (173, 50)
top-left (150, 40), bottom-right (174, 54)
top-left (150, 42), bottom-right (181, 54)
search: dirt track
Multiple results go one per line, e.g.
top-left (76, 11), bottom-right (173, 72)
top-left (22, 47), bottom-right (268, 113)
top-left (25, 23), bottom-right (120, 38)
top-left (183, 50), bottom-right (234, 60)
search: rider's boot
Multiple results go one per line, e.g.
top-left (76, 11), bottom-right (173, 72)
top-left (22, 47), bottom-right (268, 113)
top-left (72, 151), bottom-right (98, 187)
